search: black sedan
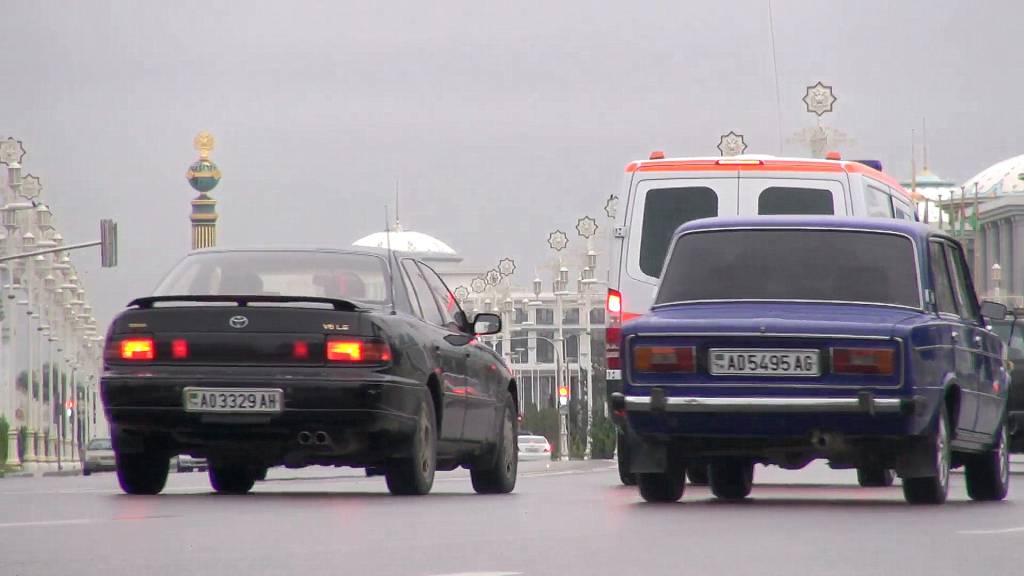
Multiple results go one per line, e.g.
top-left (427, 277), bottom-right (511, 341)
top-left (101, 247), bottom-right (519, 496)
top-left (991, 316), bottom-right (1024, 452)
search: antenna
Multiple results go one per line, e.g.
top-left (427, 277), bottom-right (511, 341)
top-left (394, 178), bottom-right (400, 230)
top-left (384, 203), bottom-right (396, 315)
top-left (922, 118), bottom-right (929, 170)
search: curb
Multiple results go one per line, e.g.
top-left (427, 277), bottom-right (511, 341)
top-left (41, 469), bottom-right (82, 478)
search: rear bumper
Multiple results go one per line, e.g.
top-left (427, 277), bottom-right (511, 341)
top-left (622, 394), bottom-right (910, 414)
top-left (101, 371), bottom-right (425, 465)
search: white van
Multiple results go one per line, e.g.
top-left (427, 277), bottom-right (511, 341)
top-left (605, 153), bottom-right (918, 485)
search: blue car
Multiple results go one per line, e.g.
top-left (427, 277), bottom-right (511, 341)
top-left (609, 216), bottom-right (1010, 504)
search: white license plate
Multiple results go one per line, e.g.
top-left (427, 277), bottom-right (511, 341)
top-left (709, 349), bottom-right (820, 376)
top-left (183, 387), bottom-right (283, 413)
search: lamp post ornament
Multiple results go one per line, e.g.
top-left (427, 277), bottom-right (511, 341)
top-left (187, 131), bottom-right (222, 250)
top-left (717, 131), bottom-right (748, 156)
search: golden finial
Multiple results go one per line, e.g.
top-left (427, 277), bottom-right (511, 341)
top-left (193, 131), bottom-right (216, 160)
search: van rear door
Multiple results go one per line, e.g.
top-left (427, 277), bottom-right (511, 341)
top-left (624, 176), bottom-right (739, 290)
top-left (737, 177), bottom-right (849, 217)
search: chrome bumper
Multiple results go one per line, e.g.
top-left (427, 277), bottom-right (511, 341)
top-left (623, 395), bottom-right (905, 414)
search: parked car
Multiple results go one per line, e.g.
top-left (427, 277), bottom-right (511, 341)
top-left (610, 216), bottom-right (1010, 504)
top-left (82, 437), bottom-right (116, 475)
top-left (605, 153), bottom-right (918, 485)
top-left (101, 247), bottom-right (519, 496)
top-left (517, 434), bottom-right (551, 461)
top-left (989, 315), bottom-right (1024, 452)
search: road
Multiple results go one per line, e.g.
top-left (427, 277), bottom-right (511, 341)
top-left (2, 458), bottom-right (1024, 576)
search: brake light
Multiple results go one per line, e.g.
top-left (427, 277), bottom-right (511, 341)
top-left (293, 341), bottom-right (309, 360)
top-left (716, 158), bottom-right (764, 165)
top-left (634, 345), bottom-right (696, 373)
top-left (326, 338), bottom-right (392, 364)
top-left (825, 150), bottom-right (842, 160)
top-left (649, 150), bottom-right (665, 160)
top-left (171, 339), bottom-right (189, 359)
top-left (832, 348), bottom-right (894, 375)
top-left (606, 289), bottom-right (623, 371)
top-left (120, 337), bottom-right (155, 361)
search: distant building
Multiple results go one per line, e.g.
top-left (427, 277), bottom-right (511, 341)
top-left (966, 154), bottom-right (1024, 305)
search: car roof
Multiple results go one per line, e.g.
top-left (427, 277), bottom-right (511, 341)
top-left (674, 216), bottom-right (941, 244)
top-left (185, 245), bottom-right (426, 260)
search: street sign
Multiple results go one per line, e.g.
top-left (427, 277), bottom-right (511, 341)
top-left (100, 219), bottom-right (118, 267)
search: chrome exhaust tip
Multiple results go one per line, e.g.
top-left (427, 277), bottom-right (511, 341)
top-left (297, 431), bottom-right (313, 445)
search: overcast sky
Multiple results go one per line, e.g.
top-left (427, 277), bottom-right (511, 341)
top-left (1, 0), bottom-right (1022, 326)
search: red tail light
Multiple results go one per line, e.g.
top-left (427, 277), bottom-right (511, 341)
top-left (119, 337), bottom-right (155, 361)
top-left (293, 341), bottom-right (310, 360)
top-left (171, 339), bottom-right (189, 359)
top-left (326, 338), bottom-right (392, 364)
top-left (633, 345), bottom-right (696, 373)
top-left (606, 289), bottom-right (623, 371)
top-left (832, 348), bottom-right (894, 375)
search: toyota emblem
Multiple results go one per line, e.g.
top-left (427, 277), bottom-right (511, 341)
top-left (229, 315), bottom-right (249, 329)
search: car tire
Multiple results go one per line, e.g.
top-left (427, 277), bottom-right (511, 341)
top-left (902, 406), bottom-right (950, 505)
top-left (617, 431), bottom-right (636, 486)
top-left (709, 459), bottom-right (754, 500)
top-left (82, 466), bottom-right (91, 477)
top-left (857, 466), bottom-right (895, 487)
top-left (637, 462), bottom-right (685, 503)
top-left (115, 452), bottom-right (169, 495)
top-left (209, 463), bottom-right (256, 495)
top-left (385, 394), bottom-right (437, 496)
top-left (687, 463), bottom-right (710, 486)
top-left (470, 393), bottom-right (518, 495)
top-left (965, 418), bottom-right (1010, 502)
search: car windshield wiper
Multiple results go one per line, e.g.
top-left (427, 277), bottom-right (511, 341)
top-left (128, 294), bottom-right (362, 311)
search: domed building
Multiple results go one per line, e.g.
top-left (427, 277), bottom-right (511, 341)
top-left (970, 154), bottom-right (1024, 305)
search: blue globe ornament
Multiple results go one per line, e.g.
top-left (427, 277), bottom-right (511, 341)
top-left (187, 159), bottom-right (221, 193)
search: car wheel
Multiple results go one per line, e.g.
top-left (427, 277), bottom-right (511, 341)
top-left (115, 452), bottom-right (169, 495)
top-left (687, 463), bottom-right (710, 486)
top-left (82, 466), bottom-right (91, 477)
top-left (385, 394), bottom-right (437, 496)
top-left (902, 406), bottom-right (950, 505)
top-left (965, 418), bottom-right (1010, 501)
top-left (471, 393), bottom-right (518, 494)
top-left (709, 459), bottom-right (754, 500)
top-left (617, 431), bottom-right (636, 486)
top-left (637, 462), bottom-right (685, 503)
top-left (209, 463), bottom-right (256, 495)
top-left (857, 466), bottom-right (895, 487)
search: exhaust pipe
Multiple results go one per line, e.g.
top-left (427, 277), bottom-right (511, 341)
top-left (297, 431), bottom-right (312, 445)
top-left (810, 430), bottom-right (832, 450)
top-left (314, 431), bottom-right (330, 445)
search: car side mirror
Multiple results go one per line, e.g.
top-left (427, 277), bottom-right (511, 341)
top-left (473, 313), bottom-right (502, 336)
top-left (981, 300), bottom-right (1008, 321)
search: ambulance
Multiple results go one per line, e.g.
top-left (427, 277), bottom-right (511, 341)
top-left (606, 152), bottom-right (919, 485)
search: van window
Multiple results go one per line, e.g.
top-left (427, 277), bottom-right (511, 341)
top-left (865, 183), bottom-right (894, 218)
top-left (640, 187), bottom-right (718, 277)
top-left (757, 187), bottom-right (834, 215)
top-left (891, 194), bottom-right (916, 221)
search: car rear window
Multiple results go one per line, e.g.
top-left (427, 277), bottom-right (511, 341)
top-left (639, 187), bottom-right (718, 277)
top-left (758, 187), bottom-right (834, 215)
top-left (154, 251), bottom-right (390, 306)
top-left (656, 229), bottom-right (920, 308)
top-left (88, 439), bottom-right (112, 450)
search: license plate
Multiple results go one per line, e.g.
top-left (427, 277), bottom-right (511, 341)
top-left (709, 349), bottom-right (820, 376)
top-left (183, 387), bottom-right (283, 413)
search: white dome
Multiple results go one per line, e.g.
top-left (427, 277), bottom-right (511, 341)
top-left (353, 228), bottom-right (458, 256)
top-left (964, 154), bottom-right (1024, 196)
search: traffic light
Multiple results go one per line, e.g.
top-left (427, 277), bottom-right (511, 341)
top-left (100, 218), bottom-right (118, 268)
top-left (558, 385), bottom-right (569, 407)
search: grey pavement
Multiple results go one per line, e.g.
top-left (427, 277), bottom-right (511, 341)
top-left (2, 458), bottom-right (1024, 576)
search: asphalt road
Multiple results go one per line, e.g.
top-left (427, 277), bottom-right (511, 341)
top-left (3, 458), bottom-right (1024, 576)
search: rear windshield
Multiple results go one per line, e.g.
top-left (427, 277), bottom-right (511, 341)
top-left (154, 251), bottom-right (390, 306)
top-left (656, 229), bottom-right (920, 308)
top-left (88, 439), bottom-right (112, 450)
top-left (639, 187), bottom-right (718, 277)
top-left (758, 187), bottom-right (834, 215)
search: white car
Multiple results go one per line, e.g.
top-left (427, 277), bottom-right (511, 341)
top-left (82, 438), bottom-right (116, 475)
top-left (517, 435), bottom-right (552, 461)
top-left (171, 454), bottom-right (208, 473)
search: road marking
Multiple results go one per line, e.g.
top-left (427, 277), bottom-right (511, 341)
top-left (0, 519), bottom-right (100, 529)
top-left (427, 572), bottom-right (521, 576)
top-left (958, 526), bottom-right (1024, 535)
